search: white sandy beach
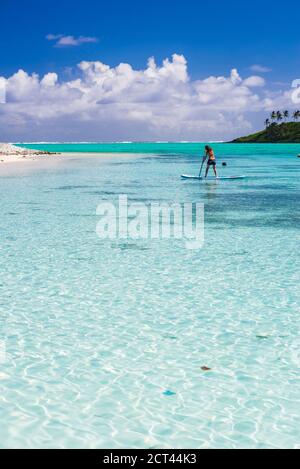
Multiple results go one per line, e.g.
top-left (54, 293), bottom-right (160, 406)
top-left (0, 142), bottom-right (58, 163)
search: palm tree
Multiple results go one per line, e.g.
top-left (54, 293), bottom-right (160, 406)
top-left (276, 111), bottom-right (283, 123)
top-left (271, 111), bottom-right (277, 122)
top-left (283, 110), bottom-right (289, 121)
top-left (265, 118), bottom-right (270, 128)
top-left (293, 110), bottom-right (300, 121)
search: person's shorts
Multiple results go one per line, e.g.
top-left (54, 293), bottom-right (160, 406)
top-left (207, 160), bottom-right (216, 166)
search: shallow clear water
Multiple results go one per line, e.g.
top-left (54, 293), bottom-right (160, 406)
top-left (1, 143), bottom-right (300, 448)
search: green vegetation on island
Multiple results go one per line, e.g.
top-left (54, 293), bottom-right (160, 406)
top-left (231, 110), bottom-right (300, 143)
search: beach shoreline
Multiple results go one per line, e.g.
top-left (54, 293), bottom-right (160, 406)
top-left (0, 146), bottom-right (148, 175)
top-left (0, 142), bottom-right (59, 164)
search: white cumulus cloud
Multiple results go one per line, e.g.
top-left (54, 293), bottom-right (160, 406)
top-left (243, 76), bottom-right (265, 87)
top-left (250, 64), bottom-right (272, 73)
top-left (47, 34), bottom-right (98, 47)
top-left (0, 54), bottom-right (295, 141)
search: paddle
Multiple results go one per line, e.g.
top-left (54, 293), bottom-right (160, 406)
top-left (199, 156), bottom-right (206, 177)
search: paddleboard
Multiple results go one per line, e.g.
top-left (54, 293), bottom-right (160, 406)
top-left (181, 174), bottom-right (246, 180)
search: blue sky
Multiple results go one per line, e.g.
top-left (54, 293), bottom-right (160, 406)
top-left (2, 0), bottom-right (299, 81)
top-left (1, 0), bottom-right (300, 141)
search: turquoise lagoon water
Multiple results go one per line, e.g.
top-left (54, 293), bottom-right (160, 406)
top-left (1, 143), bottom-right (300, 448)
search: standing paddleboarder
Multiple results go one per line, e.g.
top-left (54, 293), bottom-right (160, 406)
top-left (203, 145), bottom-right (218, 178)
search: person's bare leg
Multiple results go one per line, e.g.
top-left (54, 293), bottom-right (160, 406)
top-left (213, 165), bottom-right (218, 177)
top-left (205, 164), bottom-right (209, 177)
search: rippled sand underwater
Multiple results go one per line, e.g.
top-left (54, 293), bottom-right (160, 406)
top-left (0, 144), bottom-right (300, 448)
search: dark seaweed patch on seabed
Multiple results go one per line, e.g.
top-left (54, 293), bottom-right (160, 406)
top-left (30, 207), bottom-right (51, 212)
top-left (111, 242), bottom-right (149, 251)
top-left (129, 197), bottom-right (171, 203)
top-left (68, 213), bottom-right (95, 218)
top-left (241, 184), bottom-right (293, 191)
top-left (109, 161), bottom-right (142, 166)
top-left (202, 191), bottom-right (300, 211)
top-left (84, 190), bottom-right (117, 195)
top-left (54, 185), bottom-right (95, 190)
top-left (276, 164), bottom-right (300, 169)
top-left (87, 191), bottom-right (139, 198)
top-left (206, 214), bottom-right (300, 229)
